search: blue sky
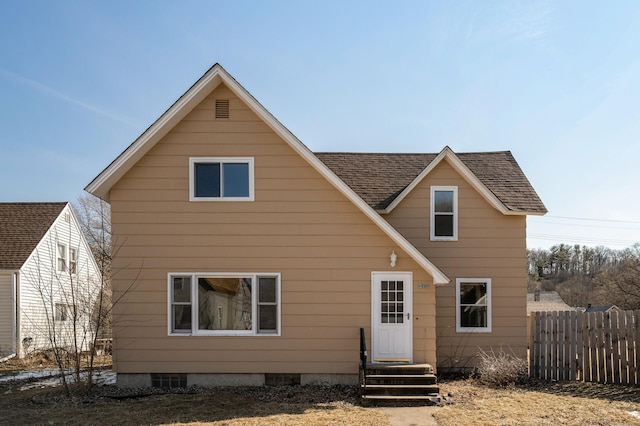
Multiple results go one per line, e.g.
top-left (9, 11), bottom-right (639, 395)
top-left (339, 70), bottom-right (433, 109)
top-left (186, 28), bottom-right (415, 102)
top-left (1, 1), bottom-right (639, 250)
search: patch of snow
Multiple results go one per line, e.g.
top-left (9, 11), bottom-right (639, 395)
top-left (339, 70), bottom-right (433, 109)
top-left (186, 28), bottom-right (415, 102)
top-left (1, 368), bottom-right (116, 390)
top-left (0, 369), bottom-right (60, 383)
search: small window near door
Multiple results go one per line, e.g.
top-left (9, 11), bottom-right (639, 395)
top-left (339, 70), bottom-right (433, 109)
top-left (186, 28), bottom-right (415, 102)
top-left (456, 278), bottom-right (491, 332)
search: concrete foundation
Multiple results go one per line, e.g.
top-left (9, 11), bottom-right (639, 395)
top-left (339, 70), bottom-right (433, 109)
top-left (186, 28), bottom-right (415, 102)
top-left (115, 373), bottom-right (358, 388)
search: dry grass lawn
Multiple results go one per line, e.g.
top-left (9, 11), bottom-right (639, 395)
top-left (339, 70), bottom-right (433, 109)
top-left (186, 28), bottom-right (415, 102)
top-left (4, 355), bottom-right (640, 425)
top-left (436, 379), bottom-right (640, 425)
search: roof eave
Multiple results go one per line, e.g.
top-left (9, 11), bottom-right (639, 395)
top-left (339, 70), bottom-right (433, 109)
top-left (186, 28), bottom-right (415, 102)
top-left (382, 147), bottom-right (510, 215)
top-left (85, 64), bottom-right (450, 284)
top-left (85, 65), bottom-right (228, 201)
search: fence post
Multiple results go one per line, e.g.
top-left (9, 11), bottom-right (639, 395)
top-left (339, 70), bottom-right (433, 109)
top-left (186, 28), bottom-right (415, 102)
top-left (589, 312), bottom-right (598, 382)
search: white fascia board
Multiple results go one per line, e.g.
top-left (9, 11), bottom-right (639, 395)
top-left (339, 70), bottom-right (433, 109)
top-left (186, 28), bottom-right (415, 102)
top-left (227, 77), bottom-right (450, 284)
top-left (66, 204), bottom-right (103, 275)
top-left (20, 203), bottom-right (69, 271)
top-left (84, 64), bottom-right (449, 284)
top-left (85, 68), bottom-right (226, 201)
top-left (382, 147), bottom-right (511, 215)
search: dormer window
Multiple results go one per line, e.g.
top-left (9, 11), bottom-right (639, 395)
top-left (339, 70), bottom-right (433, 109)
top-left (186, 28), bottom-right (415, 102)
top-left (189, 157), bottom-right (254, 201)
top-left (430, 186), bottom-right (458, 241)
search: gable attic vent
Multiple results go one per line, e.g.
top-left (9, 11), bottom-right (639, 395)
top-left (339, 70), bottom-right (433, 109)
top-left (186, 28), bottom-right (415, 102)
top-left (215, 99), bottom-right (230, 119)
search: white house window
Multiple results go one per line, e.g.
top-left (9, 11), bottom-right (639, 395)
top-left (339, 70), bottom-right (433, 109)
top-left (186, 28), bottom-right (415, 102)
top-left (430, 186), bottom-right (458, 241)
top-left (55, 303), bottom-right (74, 321)
top-left (57, 243), bottom-right (67, 272)
top-left (69, 247), bottom-right (77, 274)
top-left (189, 157), bottom-right (254, 201)
top-left (169, 273), bottom-right (280, 336)
top-left (456, 278), bottom-right (491, 333)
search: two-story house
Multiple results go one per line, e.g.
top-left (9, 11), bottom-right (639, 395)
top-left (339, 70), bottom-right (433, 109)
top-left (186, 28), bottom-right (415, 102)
top-left (86, 64), bottom-right (546, 389)
top-left (0, 202), bottom-right (102, 358)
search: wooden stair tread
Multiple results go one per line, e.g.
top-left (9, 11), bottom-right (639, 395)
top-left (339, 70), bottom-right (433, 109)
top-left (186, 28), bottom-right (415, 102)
top-left (366, 374), bottom-right (436, 378)
top-left (362, 395), bottom-right (440, 400)
top-left (361, 384), bottom-right (439, 388)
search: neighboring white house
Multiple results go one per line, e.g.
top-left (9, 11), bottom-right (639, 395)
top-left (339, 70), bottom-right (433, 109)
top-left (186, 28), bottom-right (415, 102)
top-left (0, 202), bottom-right (102, 358)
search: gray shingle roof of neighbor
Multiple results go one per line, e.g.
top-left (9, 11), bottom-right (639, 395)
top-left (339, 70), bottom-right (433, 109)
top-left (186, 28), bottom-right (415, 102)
top-left (0, 202), bottom-right (67, 269)
top-left (526, 291), bottom-right (574, 315)
top-left (315, 150), bottom-right (547, 213)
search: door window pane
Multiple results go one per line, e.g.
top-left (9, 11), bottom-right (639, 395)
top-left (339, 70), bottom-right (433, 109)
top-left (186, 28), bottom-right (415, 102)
top-left (381, 280), bottom-right (404, 324)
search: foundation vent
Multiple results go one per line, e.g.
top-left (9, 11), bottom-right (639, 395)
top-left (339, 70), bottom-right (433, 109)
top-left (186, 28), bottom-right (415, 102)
top-left (151, 373), bottom-right (187, 389)
top-left (265, 373), bottom-right (301, 386)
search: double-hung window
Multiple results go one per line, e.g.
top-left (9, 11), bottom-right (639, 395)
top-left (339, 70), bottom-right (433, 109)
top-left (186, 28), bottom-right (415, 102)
top-left (189, 157), bottom-right (254, 201)
top-left (430, 186), bottom-right (458, 241)
top-left (57, 243), bottom-right (67, 272)
top-left (169, 273), bottom-right (280, 336)
top-left (456, 278), bottom-right (491, 332)
top-left (69, 248), bottom-right (77, 274)
top-left (55, 303), bottom-right (75, 322)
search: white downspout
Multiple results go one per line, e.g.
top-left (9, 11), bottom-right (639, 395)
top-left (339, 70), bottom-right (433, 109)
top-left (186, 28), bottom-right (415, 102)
top-left (12, 271), bottom-right (19, 358)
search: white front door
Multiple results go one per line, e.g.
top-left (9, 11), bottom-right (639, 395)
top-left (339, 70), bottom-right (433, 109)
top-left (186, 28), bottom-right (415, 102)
top-left (371, 272), bottom-right (413, 362)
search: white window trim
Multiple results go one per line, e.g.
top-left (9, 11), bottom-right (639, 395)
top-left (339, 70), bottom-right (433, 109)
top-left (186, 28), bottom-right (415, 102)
top-left (456, 278), bottom-right (491, 333)
top-left (167, 272), bottom-right (281, 337)
top-left (430, 186), bottom-right (458, 241)
top-left (69, 247), bottom-right (78, 275)
top-left (189, 157), bottom-right (255, 201)
top-left (57, 243), bottom-right (67, 273)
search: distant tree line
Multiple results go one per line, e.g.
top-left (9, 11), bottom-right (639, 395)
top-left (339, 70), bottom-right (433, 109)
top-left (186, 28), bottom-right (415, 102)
top-left (527, 243), bottom-right (640, 310)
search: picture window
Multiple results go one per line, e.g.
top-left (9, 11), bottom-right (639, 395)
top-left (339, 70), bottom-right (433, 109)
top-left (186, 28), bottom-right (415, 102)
top-left (169, 273), bottom-right (280, 336)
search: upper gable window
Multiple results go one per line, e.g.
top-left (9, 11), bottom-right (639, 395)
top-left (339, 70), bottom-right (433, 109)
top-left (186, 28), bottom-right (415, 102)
top-left (189, 157), bottom-right (254, 201)
top-left (430, 186), bottom-right (458, 241)
top-left (57, 243), bottom-right (67, 272)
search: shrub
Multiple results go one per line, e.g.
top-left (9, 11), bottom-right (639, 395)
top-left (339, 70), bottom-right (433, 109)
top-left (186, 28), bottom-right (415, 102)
top-left (474, 347), bottom-right (528, 387)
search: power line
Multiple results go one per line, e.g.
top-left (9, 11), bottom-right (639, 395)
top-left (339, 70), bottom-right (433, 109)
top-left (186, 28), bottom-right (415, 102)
top-left (532, 215), bottom-right (640, 224)
top-left (528, 233), bottom-right (639, 247)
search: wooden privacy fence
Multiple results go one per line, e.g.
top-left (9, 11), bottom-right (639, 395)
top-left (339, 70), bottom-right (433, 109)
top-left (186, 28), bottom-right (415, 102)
top-left (530, 310), bottom-right (640, 384)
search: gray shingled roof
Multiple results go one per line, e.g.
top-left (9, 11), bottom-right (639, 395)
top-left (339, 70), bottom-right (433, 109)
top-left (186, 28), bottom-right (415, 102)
top-left (527, 291), bottom-right (573, 315)
top-left (0, 202), bottom-right (67, 269)
top-left (315, 151), bottom-right (547, 213)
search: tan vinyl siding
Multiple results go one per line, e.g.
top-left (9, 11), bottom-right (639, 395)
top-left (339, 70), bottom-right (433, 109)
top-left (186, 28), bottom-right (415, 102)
top-left (109, 83), bottom-right (437, 374)
top-left (0, 272), bottom-right (13, 354)
top-left (386, 159), bottom-right (527, 369)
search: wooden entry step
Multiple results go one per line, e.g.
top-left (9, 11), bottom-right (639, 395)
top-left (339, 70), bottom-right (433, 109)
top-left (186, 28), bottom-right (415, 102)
top-left (361, 363), bottom-right (440, 405)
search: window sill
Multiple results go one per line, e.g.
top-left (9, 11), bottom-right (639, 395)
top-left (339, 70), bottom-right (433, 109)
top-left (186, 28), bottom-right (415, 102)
top-left (456, 327), bottom-right (492, 333)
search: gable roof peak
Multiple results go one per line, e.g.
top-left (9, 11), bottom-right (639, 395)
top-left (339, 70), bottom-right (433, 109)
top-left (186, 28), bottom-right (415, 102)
top-left (0, 202), bottom-right (69, 269)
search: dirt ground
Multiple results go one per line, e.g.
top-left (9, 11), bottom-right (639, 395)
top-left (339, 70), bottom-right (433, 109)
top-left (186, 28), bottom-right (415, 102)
top-left (3, 355), bottom-right (640, 425)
